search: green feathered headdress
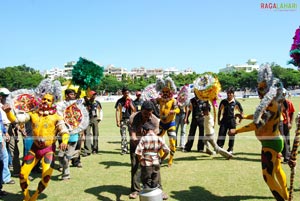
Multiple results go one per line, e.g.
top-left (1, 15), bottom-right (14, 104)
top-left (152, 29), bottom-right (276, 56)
top-left (72, 57), bottom-right (104, 90)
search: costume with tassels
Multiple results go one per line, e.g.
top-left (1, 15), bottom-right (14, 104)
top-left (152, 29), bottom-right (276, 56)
top-left (192, 74), bottom-right (232, 159)
top-left (175, 84), bottom-right (191, 149)
top-left (193, 73), bottom-right (221, 123)
top-left (153, 77), bottom-right (179, 167)
top-left (287, 26), bottom-right (300, 201)
top-left (288, 26), bottom-right (300, 69)
top-left (71, 57), bottom-right (104, 155)
top-left (230, 64), bottom-right (289, 201)
top-left (3, 79), bottom-right (70, 201)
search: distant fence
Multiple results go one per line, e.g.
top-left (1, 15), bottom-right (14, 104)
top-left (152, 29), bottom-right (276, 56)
top-left (97, 89), bottom-right (300, 103)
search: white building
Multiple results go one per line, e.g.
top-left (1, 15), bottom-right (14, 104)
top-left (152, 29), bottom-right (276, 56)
top-left (219, 59), bottom-right (259, 73)
top-left (104, 64), bottom-right (128, 81)
top-left (45, 67), bottom-right (65, 80)
top-left (45, 61), bottom-right (195, 81)
top-left (64, 61), bottom-right (76, 80)
top-left (163, 67), bottom-right (180, 76)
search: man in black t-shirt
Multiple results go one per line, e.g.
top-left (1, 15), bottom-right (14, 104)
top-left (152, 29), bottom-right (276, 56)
top-left (216, 87), bottom-right (243, 154)
top-left (183, 95), bottom-right (208, 152)
top-left (84, 90), bottom-right (103, 155)
top-left (133, 91), bottom-right (144, 112)
top-left (115, 88), bottom-right (136, 155)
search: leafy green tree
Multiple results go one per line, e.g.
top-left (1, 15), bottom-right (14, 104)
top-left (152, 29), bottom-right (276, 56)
top-left (0, 65), bottom-right (44, 90)
top-left (271, 65), bottom-right (300, 88)
top-left (216, 72), bottom-right (237, 91)
top-left (237, 70), bottom-right (258, 90)
top-left (98, 75), bottom-right (123, 94)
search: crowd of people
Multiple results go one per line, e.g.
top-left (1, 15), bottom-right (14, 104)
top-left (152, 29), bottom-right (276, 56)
top-left (0, 66), bottom-right (298, 201)
top-left (114, 68), bottom-right (298, 201)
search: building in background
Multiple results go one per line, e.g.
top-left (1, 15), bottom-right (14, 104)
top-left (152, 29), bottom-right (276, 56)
top-left (219, 59), bottom-right (259, 73)
top-left (44, 62), bottom-right (195, 81)
top-left (44, 67), bottom-right (65, 80)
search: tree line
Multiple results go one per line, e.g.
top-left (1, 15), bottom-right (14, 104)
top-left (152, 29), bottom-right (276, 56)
top-left (1, 63), bottom-right (300, 94)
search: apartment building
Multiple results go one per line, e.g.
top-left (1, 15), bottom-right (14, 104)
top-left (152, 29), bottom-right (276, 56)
top-left (45, 62), bottom-right (195, 80)
top-left (219, 59), bottom-right (259, 73)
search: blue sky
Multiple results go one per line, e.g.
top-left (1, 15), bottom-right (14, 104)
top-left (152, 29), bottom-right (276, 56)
top-left (0, 0), bottom-right (299, 73)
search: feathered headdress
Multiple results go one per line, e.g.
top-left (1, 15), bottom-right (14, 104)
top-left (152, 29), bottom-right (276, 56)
top-left (193, 73), bottom-right (221, 122)
top-left (177, 84), bottom-right (192, 107)
top-left (155, 77), bottom-right (177, 93)
top-left (254, 64), bottom-right (283, 124)
top-left (72, 57), bottom-right (104, 90)
top-left (141, 83), bottom-right (159, 101)
top-left (35, 79), bottom-right (62, 102)
top-left (287, 26), bottom-right (300, 69)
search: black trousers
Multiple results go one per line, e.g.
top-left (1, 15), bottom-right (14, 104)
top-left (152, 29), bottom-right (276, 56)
top-left (141, 165), bottom-right (160, 189)
top-left (280, 122), bottom-right (291, 161)
top-left (217, 119), bottom-right (236, 151)
top-left (185, 117), bottom-right (204, 151)
top-left (130, 141), bottom-right (141, 193)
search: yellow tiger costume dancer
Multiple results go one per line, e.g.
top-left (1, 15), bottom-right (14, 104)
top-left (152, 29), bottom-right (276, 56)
top-left (156, 95), bottom-right (179, 167)
top-left (2, 81), bottom-right (69, 201)
top-left (230, 65), bottom-right (288, 201)
top-left (154, 77), bottom-right (179, 167)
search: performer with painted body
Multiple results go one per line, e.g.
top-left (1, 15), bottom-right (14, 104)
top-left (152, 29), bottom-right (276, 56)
top-left (2, 79), bottom-right (69, 201)
top-left (229, 65), bottom-right (288, 201)
top-left (152, 77), bottom-right (179, 167)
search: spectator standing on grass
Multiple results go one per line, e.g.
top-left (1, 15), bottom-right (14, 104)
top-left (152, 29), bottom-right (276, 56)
top-left (280, 88), bottom-right (295, 163)
top-left (0, 108), bottom-right (9, 197)
top-left (115, 87), bottom-right (136, 155)
top-left (83, 90), bottom-right (103, 156)
top-left (0, 88), bottom-right (21, 177)
top-left (133, 91), bottom-right (144, 112)
top-left (216, 87), bottom-right (243, 154)
top-left (135, 121), bottom-right (169, 198)
top-left (128, 101), bottom-right (168, 200)
top-left (57, 89), bottom-right (86, 180)
top-left (0, 88), bottom-right (15, 185)
top-left (175, 103), bottom-right (187, 150)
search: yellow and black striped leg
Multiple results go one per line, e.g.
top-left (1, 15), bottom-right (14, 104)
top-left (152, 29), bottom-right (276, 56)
top-left (261, 147), bottom-right (288, 201)
top-left (20, 151), bottom-right (39, 201)
top-left (30, 152), bottom-right (55, 201)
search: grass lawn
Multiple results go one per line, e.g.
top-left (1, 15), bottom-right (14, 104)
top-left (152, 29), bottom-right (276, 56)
top-left (3, 97), bottom-right (300, 201)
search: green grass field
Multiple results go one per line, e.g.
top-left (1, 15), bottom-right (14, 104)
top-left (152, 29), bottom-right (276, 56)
top-left (3, 97), bottom-right (300, 201)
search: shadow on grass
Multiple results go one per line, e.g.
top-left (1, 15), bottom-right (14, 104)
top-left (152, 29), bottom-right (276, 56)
top-left (175, 152), bottom-right (261, 163)
top-left (234, 152), bottom-right (260, 157)
top-left (171, 186), bottom-right (273, 201)
top-left (98, 150), bottom-right (123, 155)
top-left (213, 156), bottom-right (261, 163)
top-left (174, 155), bottom-right (224, 162)
top-left (100, 161), bottom-right (131, 169)
top-left (85, 184), bottom-right (128, 201)
top-left (2, 190), bottom-right (47, 201)
top-left (107, 141), bottom-right (121, 144)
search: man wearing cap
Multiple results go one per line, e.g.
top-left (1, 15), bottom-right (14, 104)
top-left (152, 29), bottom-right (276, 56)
top-left (0, 88), bottom-right (16, 184)
top-left (0, 104), bottom-right (9, 197)
top-left (115, 87), bottom-right (136, 155)
top-left (133, 91), bottom-right (144, 112)
top-left (280, 88), bottom-right (295, 163)
top-left (128, 101), bottom-right (164, 199)
top-left (83, 90), bottom-right (103, 156)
